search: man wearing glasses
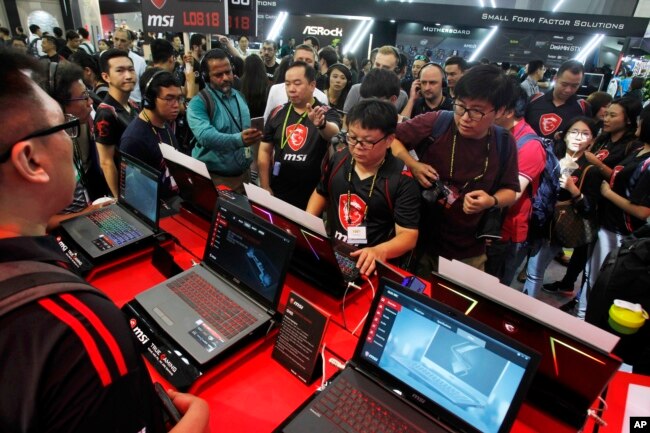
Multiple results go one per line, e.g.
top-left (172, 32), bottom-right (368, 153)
top-left (306, 99), bottom-right (420, 276)
top-left (0, 48), bottom-right (210, 433)
top-left (120, 68), bottom-right (181, 196)
top-left (258, 61), bottom-right (341, 209)
top-left (391, 65), bottom-right (519, 276)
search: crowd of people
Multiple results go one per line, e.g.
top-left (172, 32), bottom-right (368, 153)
top-left (1, 23), bottom-right (650, 430)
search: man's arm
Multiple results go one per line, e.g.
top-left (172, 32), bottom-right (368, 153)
top-left (400, 80), bottom-right (420, 118)
top-left (601, 181), bottom-right (650, 220)
top-left (96, 143), bottom-right (118, 196)
top-left (186, 97), bottom-right (245, 151)
top-left (167, 389), bottom-right (211, 433)
top-left (390, 138), bottom-right (438, 188)
top-left (306, 189), bottom-right (327, 216)
top-left (350, 225), bottom-right (418, 275)
top-left (257, 141), bottom-right (274, 193)
top-left (463, 188), bottom-right (516, 214)
top-left (514, 175), bottom-right (531, 201)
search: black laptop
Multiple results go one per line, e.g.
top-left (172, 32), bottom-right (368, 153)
top-left (276, 278), bottom-right (540, 433)
top-left (134, 197), bottom-right (296, 365)
top-left (60, 153), bottom-right (160, 260)
top-left (244, 183), bottom-right (361, 298)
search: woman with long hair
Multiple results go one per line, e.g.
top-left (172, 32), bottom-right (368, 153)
top-left (241, 54), bottom-right (270, 118)
top-left (586, 97), bottom-right (642, 180)
top-left (325, 63), bottom-right (352, 112)
top-left (586, 106), bottom-right (650, 300)
top-left (585, 91), bottom-right (613, 134)
top-left (342, 52), bottom-right (359, 84)
top-left (524, 117), bottom-right (600, 299)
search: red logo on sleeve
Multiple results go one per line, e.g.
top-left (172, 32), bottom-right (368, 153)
top-left (595, 149), bottom-right (610, 161)
top-left (95, 120), bottom-right (110, 138)
top-left (338, 193), bottom-right (367, 230)
top-left (539, 113), bottom-right (562, 136)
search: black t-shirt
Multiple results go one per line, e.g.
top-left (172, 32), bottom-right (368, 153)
top-left (120, 117), bottom-right (178, 196)
top-left (592, 134), bottom-right (641, 170)
top-left (263, 100), bottom-right (341, 209)
top-left (411, 96), bottom-right (453, 117)
top-left (94, 94), bottom-right (138, 166)
top-left (0, 236), bottom-right (166, 433)
top-left (524, 91), bottom-right (592, 139)
top-left (601, 150), bottom-right (650, 234)
top-left (316, 148), bottom-right (420, 247)
top-left (265, 62), bottom-right (279, 82)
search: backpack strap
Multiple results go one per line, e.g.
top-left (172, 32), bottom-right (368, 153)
top-left (0, 261), bottom-right (103, 317)
top-left (430, 110), bottom-right (454, 141)
top-left (197, 88), bottom-right (216, 120)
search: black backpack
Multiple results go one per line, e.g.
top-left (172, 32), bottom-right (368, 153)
top-left (585, 225), bottom-right (650, 372)
top-left (175, 88), bottom-right (215, 156)
top-left (27, 37), bottom-right (41, 58)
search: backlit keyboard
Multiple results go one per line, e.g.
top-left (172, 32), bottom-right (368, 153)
top-left (87, 208), bottom-right (141, 246)
top-left (335, 251), bottom-right (360, 281)
top-left (168, 272), bottom-right (257, 339)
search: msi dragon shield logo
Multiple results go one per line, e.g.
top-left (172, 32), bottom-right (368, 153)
top-left (151, 0), bottom-right (166, 10)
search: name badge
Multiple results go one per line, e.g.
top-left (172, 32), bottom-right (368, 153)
top-left (347, 226), bottom-right (367, 244)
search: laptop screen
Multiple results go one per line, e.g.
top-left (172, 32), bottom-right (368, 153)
top-left (203, 199), bottom-right (295, 307)
top-left (357, 278), bottom-right (539, 433)
top-left (119, 154), bottom-right (160, 227)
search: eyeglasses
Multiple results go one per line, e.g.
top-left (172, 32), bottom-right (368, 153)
top-left (345, 132), bottom-right (389, 150)
top-left (567, 130), bottom-right (592, 139)
top-left (0, 114), bottom-right (79, 163)
top-left (157, 96), bottom-right (186, 105)
top-left (452, 102), bottom-right (494, 122)
top-left (66, 91), bottom-right (90, 102)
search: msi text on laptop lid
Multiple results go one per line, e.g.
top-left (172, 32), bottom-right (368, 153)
top-left (135, 198), bottom-right (296, 365)
top-left (280, 278), bottom-right (539, 433)
top-left (61, 153), bottom-right (160, 259)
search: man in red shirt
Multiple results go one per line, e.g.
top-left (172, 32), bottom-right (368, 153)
top-left (485, 78), bottom-right (546, 285)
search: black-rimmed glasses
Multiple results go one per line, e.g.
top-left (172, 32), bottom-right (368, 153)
top-left (344, 132), bottom-right (389, 150)
top-left (66, 91), bottom-right (91, 102)
top-left (452, 102), bottom-right (494, 122)
top-left (0, 114), bottom-right (80, 163)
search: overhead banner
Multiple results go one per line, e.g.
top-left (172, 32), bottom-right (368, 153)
top-left (397, 23), bottom-right (490, 63)
top-left (281, 0), bottom-right (649, 38)
top-left (142, 0), bottom-right (228, 34)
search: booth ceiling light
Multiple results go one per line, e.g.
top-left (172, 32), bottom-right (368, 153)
top-left (343, 19), bottom-right (373, 54)
top-left (552, 0), bottom-right (565, 12)
top-left (267, 11), bottom-right (288, 42)
top-left (469, 26), bottom-right (498, 61)
top-left (574, 33), bottom-right (604, 63)
top-left (490, 0), bottom-right (496, 7)
top-left (478, 0), bottom-right (484, 6)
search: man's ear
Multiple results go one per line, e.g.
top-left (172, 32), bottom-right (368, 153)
top-left (11, 142), bottom-right (50, 184)
top-left (101, 71), bottom-right (110, 84)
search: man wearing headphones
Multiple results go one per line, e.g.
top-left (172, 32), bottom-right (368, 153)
top-left (343, 46), bottom-right (409, 114)
top-left (120, 68), bottom-right (181, 196)
top-left (401, 62), bottom-right (453, 118)
top-left (187, 48), bottom-right (261, 193)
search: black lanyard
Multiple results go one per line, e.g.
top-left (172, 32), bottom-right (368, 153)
top-left (141, 111), bottom-right (173, 144)
top-left (209, 87), bottom-right (243, 132)
top-left (346, 157), bottom-right (383, 225)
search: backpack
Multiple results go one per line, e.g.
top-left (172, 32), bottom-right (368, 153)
top-left (27, 37), bottom-right (41, 58)
top-left (585, 226), bottom-right (650, 371)
top-left (0, 261), bottom-right (102, 316)
top-left (515, 132), bottom-right (561, 228)
top-left (175, 88), bottom-right (215, 155)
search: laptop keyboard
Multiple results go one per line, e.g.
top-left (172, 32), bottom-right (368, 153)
top-left (394, 357), bottom-right (477, 406)
top-left (87, 208), bottom-right (142, 246)
top-left (167, 272), bottom-right (257, 339)
top-left (335, 251), bottom-right (360, 282)
top-left (312, 377), bottom-right (420, 433)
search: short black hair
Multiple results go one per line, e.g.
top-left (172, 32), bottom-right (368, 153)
top-left (638, 105), bottom-right (650, 144)
top-left (286, 60), bottom-right (316, 82)
top-left (557, 60), bottom-right (584, 77)
top-left (65, 30), bottom-right (80, 41)
top-left (359, 68), bottom-right (400, 100)
top-left (0, 27), bottom-right (10, 37)
top-left (77, 27), bottom-right (89, 39)
top-left (454, 65), bottom-right (513, 111)
top-left (444, 55), bottom-right (468, 71)
top-left (318, 46), bottom-right (338, 68)
top-left (527, 60), bottom-right (544, 76)
top-left (41, 35), bottom-right (57, 46)
top-left (631, 76), bottom-right (645, 91)
top-left (99, 48), bottom-right (132, 74)
top-left (140, 67), bottom-right (180, 101)
top-left (29, 24), bottom-right (40, 34)
top-left (238, 35), bottom-right (248, 42)
top-left (190, 33), bottom-right (205, 49)
top-left (347, 99), bottom-right (398, 135)
top-left (303, 36), bottom-right (320, 49)
top-left (504, 76), bottom-right (528, 119)
top-left (49, 61), bottom-right (84, 103)
top-left (151, 38), bottom-right (174, 64)
top-left (69, 49), bottom-right (101, 76)
top-left (262, 39), bottom-right (277, 50)
top-left (201, 48), bottom-right (229, 77)
top-left (52, 27), bottom-right (63, 38)
top-left (585, 91), bottom-right (613, 115)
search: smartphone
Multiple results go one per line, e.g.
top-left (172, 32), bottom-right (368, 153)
top-left (250, 116), bottom-right (264, 131)
top-left (154, 382), bottom-right (182, 425)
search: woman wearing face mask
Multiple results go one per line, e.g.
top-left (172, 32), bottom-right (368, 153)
top-left (325, 63), bottom-right (352, 113)
top-left (586, 106), bottom-right (650, 298)
top-left (586, 97), bottom-right (642, 180)
top-left (524, 117), bottom-right (600, 299)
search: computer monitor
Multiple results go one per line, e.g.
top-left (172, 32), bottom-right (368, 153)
top-left (577, 73), bottom-right (604, 98)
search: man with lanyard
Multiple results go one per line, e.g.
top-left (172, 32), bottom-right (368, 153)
top-left (120, 68), bottom-right (180, 196)
top-left (187, 48), bottom-right (261, 193)
top-left (391, 65), bottom-right (519, 276)
top-left (94, 48), bottom-right (138, 196)
top-left (525, 59), bottom-right (591, 139)
top-left (306, 99), bottom-right (420, 276)
top-left (401, 62), bottom-right (453, 119)
top-left (258, 61), bottom-right (341, 209)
